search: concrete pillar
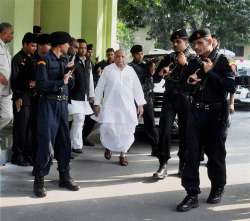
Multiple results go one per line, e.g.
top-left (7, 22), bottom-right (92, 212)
top-left (40, 0), bottom-right (82, 39)
top-left (82, 0), bottom-right (118, 59)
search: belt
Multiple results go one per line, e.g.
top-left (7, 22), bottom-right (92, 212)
top-left (44, 95), bottom-right (68, 101)
top-left (193, 102), bottom-right (224, 111)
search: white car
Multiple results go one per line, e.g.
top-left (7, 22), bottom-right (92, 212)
top-left (234, 86), bottom-right (250, 106)
top-left (234, 63), bottom-right (250, 106)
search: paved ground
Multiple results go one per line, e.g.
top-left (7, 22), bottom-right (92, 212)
top-left (1, 110), bottom-right (250, 221)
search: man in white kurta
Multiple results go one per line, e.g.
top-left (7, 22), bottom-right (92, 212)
top-left (68, 39), bottom-right (95, 153)
top-left (94, 49), bottom-right (146, 166)
top-left (0, 23), bottom-right (13, 130)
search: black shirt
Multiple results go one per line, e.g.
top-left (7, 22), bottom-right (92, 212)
top-left (11, 49), bottom-right (34, 105)
top-left (189, 48), bottom-right (236, 103)
top-left (93, 60), bottom-right (113, 88)
top-left (155, 46), bottom-right (197, 96)
top-left (129, 60), bottom-right (154, 103)
top-left (35, 50), bottom-right (70, 96)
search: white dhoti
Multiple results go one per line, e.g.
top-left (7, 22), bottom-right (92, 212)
top-left (100, 123), bottom-right (136, 153)
top-left (94, 63), bottom-right (146, 153)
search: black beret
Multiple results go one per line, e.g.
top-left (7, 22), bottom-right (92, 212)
top-left (87, 44), bottom-right (93, 51)
top-left (36, 34), bottom-right (50, 45)
top-left (189, 28), bottom-right (211, 42)
top-left (50, 31), bottom-right (71, 47)
top-left (22, 32), bottom-right (36, 44)
top-left (170, 29), bottom-right (188, 41)
top-left (130, 45), bottom-right (143, 54)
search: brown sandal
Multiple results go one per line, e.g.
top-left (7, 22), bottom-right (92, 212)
top-left (119, 156), bottom-right (128, 166)
top-left (104, 148), bottom-right (112, 160)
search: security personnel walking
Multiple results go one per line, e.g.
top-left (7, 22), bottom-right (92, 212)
top-left (177, 29), bottom-right (236, 212)
top-left (129, 45), bottom-right (159, 155)
top-left (30, 34), bottom-right (51, 167)
top-left (93, 48), bottom-right (115, 87)
top-left (10, 32), bottom-right (37, 166)
top-left (33, 31), bottom-right (80, 197)
top-left (153, 29), bottom-right (196, 179)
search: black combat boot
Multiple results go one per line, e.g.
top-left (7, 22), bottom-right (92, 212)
top-left (207, 187), bottom-right (224, 204)
top-left (153, 163), bottom-right (167, 179)
top-left (176, 195), bottom-right (199, 212)
top-left (33, 176), bottom-right (47, 197)
top-left (59, 171), bottom-right (80, 191)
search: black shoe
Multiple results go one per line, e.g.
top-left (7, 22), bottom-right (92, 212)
top-left (207, 187), bottom-right (224, 204)
top-left (83, 139), bottom-right (95, 146)
top-left (153, 164), bottom-right (167, 179)
top-left (11, 155), bottom-right (30, 166)
top-left (59, 173), bottom-right (80, 191)
top-left (176, 195), bottom-right (199, 212)
top-left (70, 155), bottom-right (75, 159)
top-left (72, 149), bottom-right (83, 154)
top-left (34, 176), bottom-right (47, 197)
top-left (104, 148), bottom-right (112, 160)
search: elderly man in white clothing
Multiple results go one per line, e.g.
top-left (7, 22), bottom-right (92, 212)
top-left (0, 23), bottom-right (13, 131)
top-left (94, 49), bottom-right (146, 166)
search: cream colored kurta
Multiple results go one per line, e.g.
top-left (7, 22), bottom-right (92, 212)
top-left (94, 63), bottom-right (146, 152)
top-left (0, 39), bottom-right (11, 96)
top-left (68, 57), bottom-right (95, 116)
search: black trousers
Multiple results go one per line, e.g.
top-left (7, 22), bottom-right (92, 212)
top-left (143, 100), bottom-right (159, 152)
top-left (82, 114), bottom-right (96, 140)
top-left (12, 103), bottom-right (32, 160)
top-left (34, 97), bottom-right (71, 177)
top-left (181, 102), bottom-right (228, 195)
top-left (30, 96), bottom-right (39, 162)
top-left (157, 92), bottom-right (190, 164)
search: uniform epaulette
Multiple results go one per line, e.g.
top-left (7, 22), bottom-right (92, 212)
top-left (37, 60), bottom-right (46, 65)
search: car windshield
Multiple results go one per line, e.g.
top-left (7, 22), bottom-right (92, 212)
top-left (237, 68), bottom-right (250, 76)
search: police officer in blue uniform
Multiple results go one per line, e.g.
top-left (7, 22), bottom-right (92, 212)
top-left (31, 34), bottom-right (51, 171)
top-left (33, 31), bottom-right (80, 197)
top-left (129, 45), bottom-right (159, 155)
top-left (176, 29), bottom-right (236, 212)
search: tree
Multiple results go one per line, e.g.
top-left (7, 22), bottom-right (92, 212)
top-left (118, 0), bottom-right (250, 49)
top-left (117, 20), bottom-right (134, 51)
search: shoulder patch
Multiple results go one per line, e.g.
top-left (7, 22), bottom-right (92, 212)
top-left (37, 60), bottom-right (46, 65)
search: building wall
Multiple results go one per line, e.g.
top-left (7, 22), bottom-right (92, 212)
top-left (0, 0), bottom-right (34, 54)
top-left (0, 0), bottom-right (117, 58)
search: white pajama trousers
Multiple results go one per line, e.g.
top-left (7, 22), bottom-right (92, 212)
top-left (70, 113), bottom-right (85, 150)
top-left (0, 95), bottom-right (13, 130)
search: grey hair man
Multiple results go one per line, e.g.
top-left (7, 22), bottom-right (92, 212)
top-left (0, 22), bottom-right (14, 130)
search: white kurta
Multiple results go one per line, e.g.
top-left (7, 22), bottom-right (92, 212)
top-left (0, 39), bottom-right (11, 96)
top-left (0, 39), bottom-right (13, 130)
top-left (94, 63), bottom-right (146, 152)
top-left (68, 58), bottom-right (95, 116)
